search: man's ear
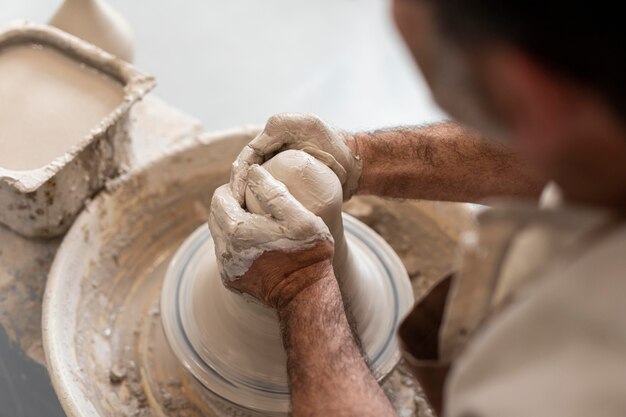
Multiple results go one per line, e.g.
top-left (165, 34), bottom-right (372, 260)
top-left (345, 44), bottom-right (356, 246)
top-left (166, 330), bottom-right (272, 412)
top-left (480, 49), bottom-right (576, 160)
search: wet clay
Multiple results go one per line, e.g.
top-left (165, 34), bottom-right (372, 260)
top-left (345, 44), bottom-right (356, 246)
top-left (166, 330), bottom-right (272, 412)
top-left (244, 149), bottom-right (345, 269)
top-left (0, 44), bottom-right (123, 171)
top-left (243, 150), bottom-right (397, 348)
top-left (158, 149), bottom-right (413, 415)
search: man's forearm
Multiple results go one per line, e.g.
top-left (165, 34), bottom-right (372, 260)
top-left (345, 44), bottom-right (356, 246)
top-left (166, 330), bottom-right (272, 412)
top-left (350, 122), bottom-right (546, 203)
top-left (278, 262), bottom-right (397, 417)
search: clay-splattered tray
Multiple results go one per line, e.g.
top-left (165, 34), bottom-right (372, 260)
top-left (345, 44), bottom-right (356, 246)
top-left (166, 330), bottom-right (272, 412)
top-left (0, 95), bottom-right (201, 415)
top-left (43, 128), bottom-right (474, 417)
top-left (0, 20), bottom-right (155, 238)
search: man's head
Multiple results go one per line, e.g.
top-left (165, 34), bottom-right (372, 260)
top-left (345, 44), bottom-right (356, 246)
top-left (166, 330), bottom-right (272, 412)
top-left (393, 0), bottom-right (626, 207)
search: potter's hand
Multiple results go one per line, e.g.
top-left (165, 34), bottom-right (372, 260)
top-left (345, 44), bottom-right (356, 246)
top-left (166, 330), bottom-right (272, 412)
top-left (209, 165), bottom-right (335, 308)
top-left (230, 113), bottom-right (362, 204)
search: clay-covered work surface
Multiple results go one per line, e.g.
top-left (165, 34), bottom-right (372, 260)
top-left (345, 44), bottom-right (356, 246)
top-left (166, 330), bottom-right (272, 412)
top-left (0, 21), bottom-right (155, 238)
top-left (0, 95), bottom-right (202, 416)
top-left (44, 128), bottom-right (473, 417)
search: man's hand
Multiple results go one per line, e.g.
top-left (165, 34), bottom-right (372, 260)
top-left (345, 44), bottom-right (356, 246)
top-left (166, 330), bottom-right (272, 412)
top-left (230, 113), bottom-right (362, 204)
top-left (210, 165), bottom-right (397, 417)
top-left (208, 165), bottom-right (334, 308)
top-left (230, 241), bottom-right (334, 309)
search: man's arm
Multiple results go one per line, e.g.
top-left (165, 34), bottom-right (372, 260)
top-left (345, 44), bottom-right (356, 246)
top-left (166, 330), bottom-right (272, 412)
top-left (278, 262), bottom-right (397, 417)
top-left (350, 121), bottom-right (547, 202)
top-left (231, 114), bottom-right (546, 204)
top-left (210, 159), bottom-right (397, 416)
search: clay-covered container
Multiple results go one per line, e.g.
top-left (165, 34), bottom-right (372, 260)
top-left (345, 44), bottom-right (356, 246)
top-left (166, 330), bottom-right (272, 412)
top-left (0, 21), bottom-right (155, 237)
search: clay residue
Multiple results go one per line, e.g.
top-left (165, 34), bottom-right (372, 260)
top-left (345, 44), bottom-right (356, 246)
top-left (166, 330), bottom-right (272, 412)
top-left (74, 176), bottom-right (230, 417)
top-left (0, 95), bottom-right (206, 369)
top-left (383, 362), bottom-right (436, 417)
top-left (0, 223), bottom-right (62, 365)
top-left (72, 193), bottom-right (461, 417)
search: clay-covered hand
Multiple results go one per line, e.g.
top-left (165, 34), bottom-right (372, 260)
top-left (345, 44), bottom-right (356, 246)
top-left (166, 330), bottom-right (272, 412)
top-left (209, 165), bottom-right (335, 308)
top-left (230, 113), bottom-right (362, 204)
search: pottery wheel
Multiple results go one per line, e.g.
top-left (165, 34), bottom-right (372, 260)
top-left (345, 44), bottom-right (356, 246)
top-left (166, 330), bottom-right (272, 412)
top-left (43, 128), bottom-right (473, 417)
top-left (160, 211), bottom-right (413, 414)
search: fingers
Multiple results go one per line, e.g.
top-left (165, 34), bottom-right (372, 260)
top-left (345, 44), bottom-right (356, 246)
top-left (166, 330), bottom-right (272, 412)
top-left (210, 169), bottom-right (335, 286)
top-left (248, 131), bottom-right (284, 156)
top-left (210, 184), bottom-right (285, 244)
top-left (249, 114), bottom-right (350, 185)
top-left (230, 145), bottom-right (263, 204)
top-left (230, 112), bottom-right (360, 209)
top-left (298, 145), bottom-right (348, 184)
top-left (247, 113), bottom-right (320, 156)
top-left (246, 165), bottom-right (310, 222)
top-left (231, 124), bottom-right (288, 204)
top-left (209, 185), bottom-right (248, 232)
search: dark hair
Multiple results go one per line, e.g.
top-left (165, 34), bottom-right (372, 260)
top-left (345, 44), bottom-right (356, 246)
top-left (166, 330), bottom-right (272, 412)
top-left (423, 1), bottom-right (626, 119)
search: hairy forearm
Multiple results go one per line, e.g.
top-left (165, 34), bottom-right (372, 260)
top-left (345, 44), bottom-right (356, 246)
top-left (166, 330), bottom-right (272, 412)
top-left (278, 262), bottom-right (397, 417)
top-left (350, 121), bottom-right (547, 203)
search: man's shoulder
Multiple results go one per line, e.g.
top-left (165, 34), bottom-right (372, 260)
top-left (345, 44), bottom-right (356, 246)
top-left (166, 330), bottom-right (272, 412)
top-left (445, 223), bottom-right (626, 417)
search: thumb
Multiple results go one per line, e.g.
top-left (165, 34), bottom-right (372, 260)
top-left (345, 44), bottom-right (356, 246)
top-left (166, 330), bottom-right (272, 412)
top-left (246, 165), bottom-right (310, 222)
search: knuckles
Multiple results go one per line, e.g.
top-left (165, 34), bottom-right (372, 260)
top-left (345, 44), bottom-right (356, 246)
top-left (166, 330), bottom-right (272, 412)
top-left (266, 113), bottom-right (327, 138)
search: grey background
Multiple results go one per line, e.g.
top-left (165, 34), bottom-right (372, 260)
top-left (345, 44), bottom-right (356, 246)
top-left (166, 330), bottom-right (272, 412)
top-left (0, 1), bottom-right (443, 415)
top-left (2, 0), bottom-right (445, 132)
